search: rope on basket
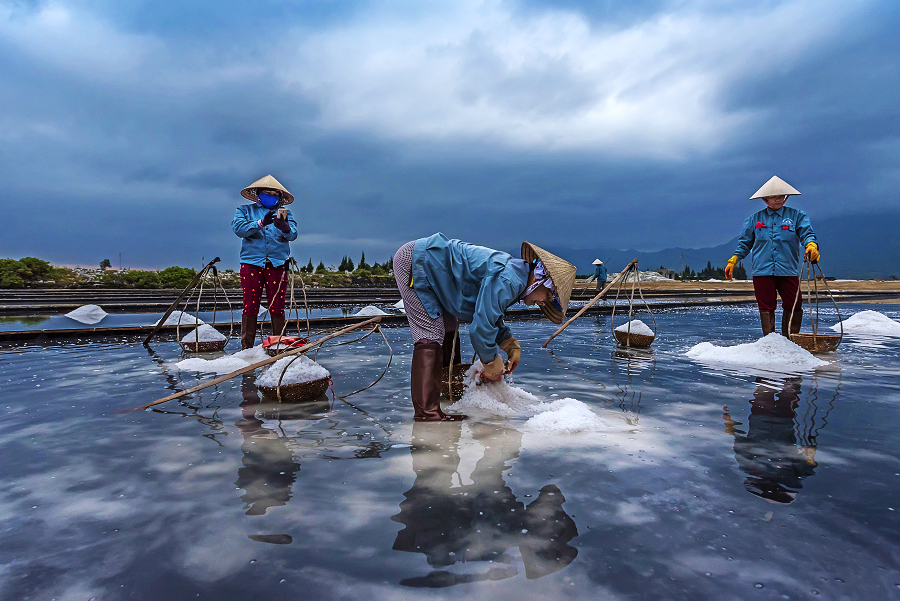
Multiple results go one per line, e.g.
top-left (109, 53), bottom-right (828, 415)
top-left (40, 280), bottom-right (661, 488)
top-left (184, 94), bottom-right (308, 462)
top-left (610, 262), bottom-right (657, 347)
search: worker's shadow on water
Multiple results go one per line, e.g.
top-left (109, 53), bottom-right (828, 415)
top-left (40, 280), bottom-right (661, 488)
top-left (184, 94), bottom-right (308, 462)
top-left (722, 376), bottom-right (837, 504)
top-left (391, 422), bottom-right (578, 587)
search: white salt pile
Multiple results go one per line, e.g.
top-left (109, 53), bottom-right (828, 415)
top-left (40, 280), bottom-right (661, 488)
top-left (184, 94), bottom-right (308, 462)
top-left (180, 324), bottom-right (226, 343)
top-left (623, 271), bottom-right (673, 282)
top-left (258, 305), bottom-right (269, 317)
top-left (615, 319), bottom-right (654, 337)
top-left (257, 355), bottom-right (329, 387)
top-left (353, 305), bottom-right (388, 317)
top-left (156, 310), bottom-right (205, 327)
top-left (174, 345), bottom-right (269, 374)
top-left (393, 300), bottom-right (404, 309)
top-left (686, 333), bottom-right (828, 371)
top-left (830, 310), bottom-right (900, 336)
top-left (446, 362), bottom-right (632, 434)
top-left (64, 304), bottom-right (107, 325)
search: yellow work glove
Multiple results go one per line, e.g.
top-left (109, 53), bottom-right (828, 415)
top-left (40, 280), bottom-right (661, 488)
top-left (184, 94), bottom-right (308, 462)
top-left (805, 242), bottom-right (819, 263)
top-left (482, 355), bottom-right (506, 382)
top-left (498, 336), bottom-right (521, 373)
top-left (724, 256), bottom-right (739, 280)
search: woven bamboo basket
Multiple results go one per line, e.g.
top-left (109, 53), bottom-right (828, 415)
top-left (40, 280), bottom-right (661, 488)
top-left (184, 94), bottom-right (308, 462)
top-left (613, 330), bottom-right (655, 349)
top-left (180, 340), bottom-right (228, 353)
top-left (790, 333), bottom-right (841, 354)
top-left (441, 363), bottom-right (472, 401)
top-left (258, 376), bottom-right (330, 402)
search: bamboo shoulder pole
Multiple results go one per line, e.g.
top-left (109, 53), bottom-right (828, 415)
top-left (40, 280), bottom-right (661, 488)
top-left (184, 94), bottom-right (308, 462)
top-left (143, 257), bottom-right (221, 345)
top-left (125, 316), bottom-right (383, 413)
top-left (542, 258), bottom-right (638, 348)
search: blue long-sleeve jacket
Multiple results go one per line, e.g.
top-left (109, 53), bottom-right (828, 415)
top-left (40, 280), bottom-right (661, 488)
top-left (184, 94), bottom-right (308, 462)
top-left (232, 204), bottom-right (298, 267)
top-left (411, 233), bottom-right (529, 362)
top-left (733, 206), bottom-right (816, 277)
top-left (594, 264), bottom-right (607, 281)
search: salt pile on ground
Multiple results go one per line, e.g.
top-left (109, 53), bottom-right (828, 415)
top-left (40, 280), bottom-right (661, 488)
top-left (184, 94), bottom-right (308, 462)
top-left (156, 311), bottom-right (205, 326)
top-left (831, 310), bottom-right (900, 336)
top-left (393, 300), bottom-right (404, 309)
top-left (64, 304), bottom-right (107, 325)
top-left (257, 355), bottom-right (329, 386)
top-left (180, 324), bottom-right (226, 343)
top-left (615, 319), bottom-right (654, 336)
top-left (623, 271), bottom-right (673, 282)
top-left (174, 345), bottom-right (270, 374)
top-left (353, 305), bottom-right (388, 317)
top-left (686, 333), bottom-right (828, 371)
top-left (446, 362), bottom-right (632, 434)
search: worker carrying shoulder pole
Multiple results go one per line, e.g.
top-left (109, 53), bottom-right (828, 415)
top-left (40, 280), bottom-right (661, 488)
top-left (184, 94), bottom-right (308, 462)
top-left (592, 259), bottom-right (607, 290)
top-left (231, 175), bottom-right (298, 349)
top-left (393, 233), bottom-right (576, 422)
top-left (724, 176), bottom-right (819, 337)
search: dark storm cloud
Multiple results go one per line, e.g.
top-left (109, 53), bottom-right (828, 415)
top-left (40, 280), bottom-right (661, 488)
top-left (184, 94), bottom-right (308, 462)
top-left (0, 0), bottom-right (896, 271)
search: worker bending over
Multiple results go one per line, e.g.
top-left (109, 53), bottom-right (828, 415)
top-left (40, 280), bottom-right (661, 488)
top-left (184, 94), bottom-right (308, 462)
top-left (393, 233), bottom-right (576, 421)
top-left (724, 176), bottom-right (819, 337)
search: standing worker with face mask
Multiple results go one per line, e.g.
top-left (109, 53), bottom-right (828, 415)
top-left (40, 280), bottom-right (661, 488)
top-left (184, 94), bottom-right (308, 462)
top-left (724, 176), bottom-right (819, 337)
top-left (232, 175), bottom-right (298, 349)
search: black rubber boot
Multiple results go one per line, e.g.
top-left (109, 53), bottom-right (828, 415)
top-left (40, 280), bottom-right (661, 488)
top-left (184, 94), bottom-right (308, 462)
top-left (760, 310), bottom-right (776, 336)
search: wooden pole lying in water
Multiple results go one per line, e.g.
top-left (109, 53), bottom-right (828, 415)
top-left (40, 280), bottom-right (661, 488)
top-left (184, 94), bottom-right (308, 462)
top-left (125, 316), bottom-right (383, 412)
top-left (542, 258), bottom-right (639, 348)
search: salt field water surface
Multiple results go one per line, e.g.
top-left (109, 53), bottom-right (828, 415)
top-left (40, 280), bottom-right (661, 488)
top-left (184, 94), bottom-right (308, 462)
top-left (2, 304), bottom-right (900, 599)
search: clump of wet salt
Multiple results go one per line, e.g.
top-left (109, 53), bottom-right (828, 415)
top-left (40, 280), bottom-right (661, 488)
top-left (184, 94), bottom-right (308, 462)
top-left (174, 344), bottom-right (269, 374)
top-left (686, 333), bottom-right (828, 371)
top-left (615, 319), bottom-right (654, 337)
top-left (180, 324), bottom-right (226, 343)
top-left (64, 304), bottom-right (107, 325)
top-left (447, 361), bottom-right (631, 433)
top-left (831, 310), bottom-right (900, 336)
top-left (156, 310), bottom-right (205, 326)
top-left (526, 398), bottom-right (617, 434)
top-left (353, 305), bottom-right (388, 317)
top-left (257, 355), bottom-right (329, 386)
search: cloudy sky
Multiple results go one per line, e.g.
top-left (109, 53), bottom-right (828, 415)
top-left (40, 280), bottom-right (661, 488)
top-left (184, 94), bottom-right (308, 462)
top-left (1, 0), bottom-right (897, 270)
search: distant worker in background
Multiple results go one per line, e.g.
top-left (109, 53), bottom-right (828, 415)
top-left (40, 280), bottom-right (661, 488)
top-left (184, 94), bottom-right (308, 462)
top-left (393, 233), bottom-right (576, 421)
top-left (592, 259), bottom-right (607, 290)
top-left (724, 176), bottom-right (818, 337)
top-left (232, 175), bottom-right (298, 349)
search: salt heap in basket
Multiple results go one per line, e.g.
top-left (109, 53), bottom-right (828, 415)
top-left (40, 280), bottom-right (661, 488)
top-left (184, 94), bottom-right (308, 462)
top-left (180, 324), bottom-right (228, 352)
top-left (257, 355), bottom-right (331, 402)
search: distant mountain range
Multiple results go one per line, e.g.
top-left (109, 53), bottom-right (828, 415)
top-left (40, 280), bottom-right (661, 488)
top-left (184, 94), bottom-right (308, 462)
top-left (538, 209), bottom-right (900, 280)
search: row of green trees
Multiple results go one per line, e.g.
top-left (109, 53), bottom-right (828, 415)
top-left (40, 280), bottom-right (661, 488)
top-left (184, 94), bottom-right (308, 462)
top-left (297, 252), bottom-right (393, 276)
top-left (676, 261), bottom-right (747, 280)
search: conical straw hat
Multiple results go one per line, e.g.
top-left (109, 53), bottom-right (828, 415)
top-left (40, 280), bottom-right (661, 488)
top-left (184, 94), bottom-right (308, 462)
top-left (241, 174), bottom-right (295, 205)
top-left (521, 242), bottom-right (577, 324)
top-left (750, 176), bottom-right (801, 200)
top-left (592, 259), bottom-right (603, 265)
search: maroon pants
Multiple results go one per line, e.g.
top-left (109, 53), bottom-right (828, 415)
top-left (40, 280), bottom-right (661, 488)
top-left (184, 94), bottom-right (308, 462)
top-left (240, 262), bottom-right (287, 316)
top-left (752, 276), bottom-right (802, 312)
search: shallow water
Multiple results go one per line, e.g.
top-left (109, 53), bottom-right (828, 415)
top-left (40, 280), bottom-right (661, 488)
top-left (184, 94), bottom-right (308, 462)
top-left (1, 304), bottom-right (900, 600)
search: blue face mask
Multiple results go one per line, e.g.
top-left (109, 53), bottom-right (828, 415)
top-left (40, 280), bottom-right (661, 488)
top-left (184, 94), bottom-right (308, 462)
top-left (257, 192), bottom-right (279, 208)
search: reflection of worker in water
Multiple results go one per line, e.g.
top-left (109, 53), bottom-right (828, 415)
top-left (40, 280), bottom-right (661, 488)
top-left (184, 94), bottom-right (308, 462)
top-left (722, 377), bottom-right (817, 504)
top-left (392, 422), bottom-right (578, 586)
top-left (592, 259), bottom-right (607, 290)
top-left (723, 176), bottom-right (819, 337)
top-left (234, 374), bottom-right (301, 515)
